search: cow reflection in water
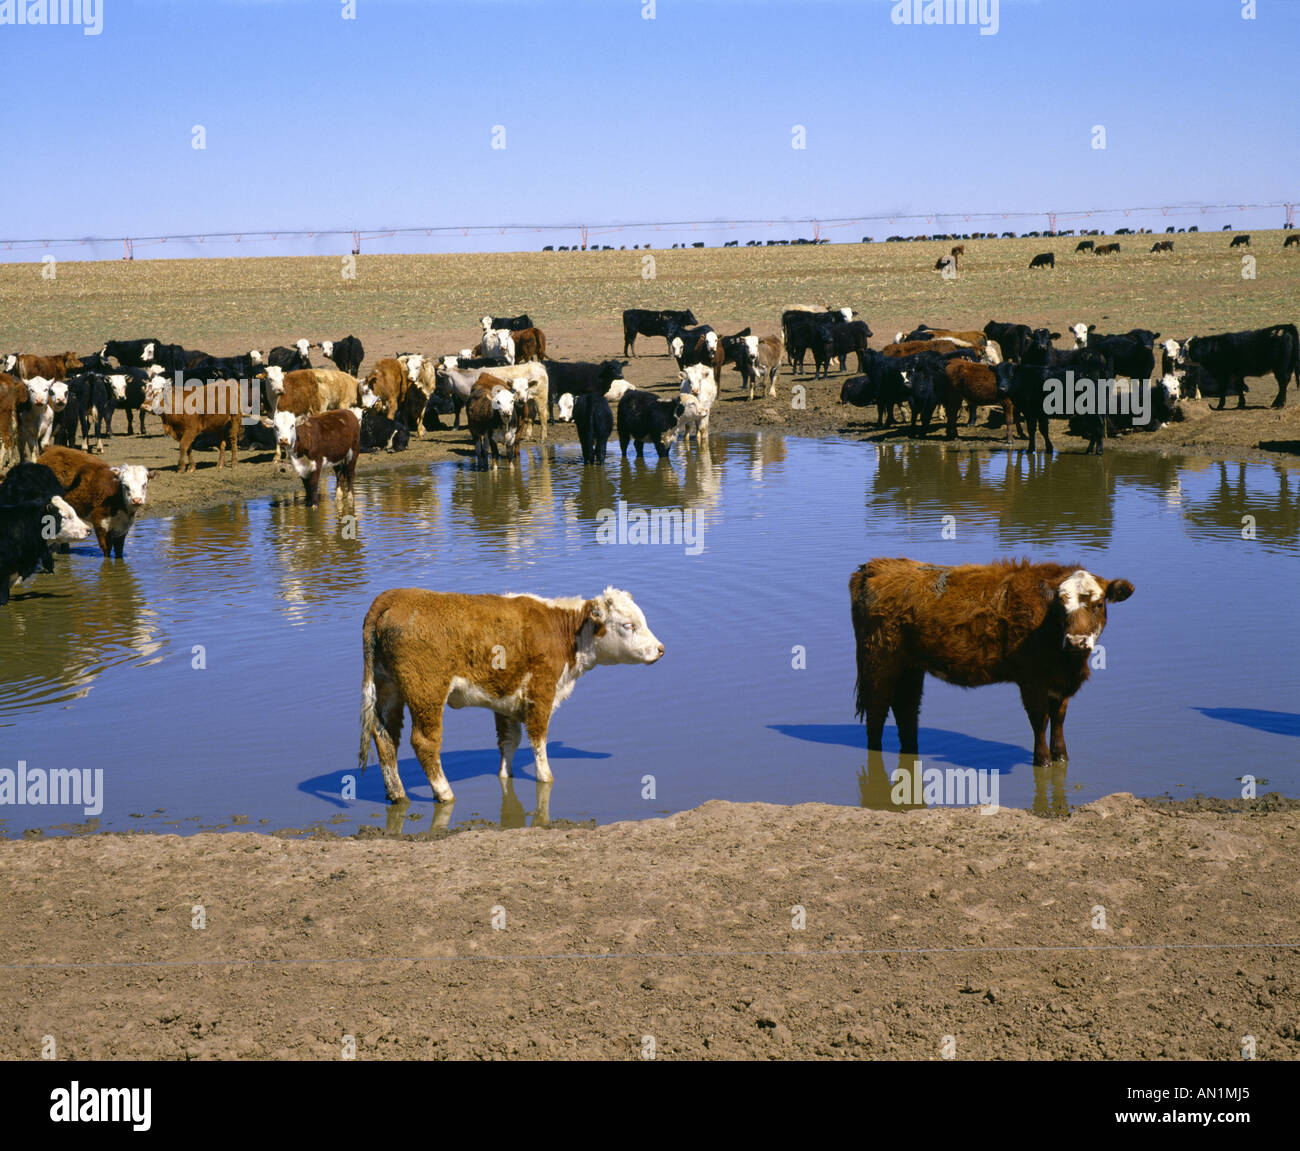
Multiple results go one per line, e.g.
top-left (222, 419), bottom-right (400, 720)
top-left (265, 498), bottom-right (367, 621)
top-left (1184, 460), bottom-right (1300, 548)
top-left (0, 561), bottom-right (161, 714)
top-left (450, 446), bottom-right (557, 557)
top-left (870, 445), bottom-right (1116, 548)
top-left (381, 779), bottom-right (552, 837)
top-left (856, 752), bottom-right (1071, 817)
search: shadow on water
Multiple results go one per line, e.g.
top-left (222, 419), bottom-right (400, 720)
top-left (1193, 708), bottom-right (1300, 738)
top-left (769, 722), bottom-right (1030, 773)
top-left (298, 740), bottom-right (610, 808)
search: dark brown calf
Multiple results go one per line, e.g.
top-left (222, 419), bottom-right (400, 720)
top-left (943, 359), bottom-right (1023, 440)
top-left (850, 558), bottom-right (1134, 765)
top-left (286, 409), bottom-right (360, 507)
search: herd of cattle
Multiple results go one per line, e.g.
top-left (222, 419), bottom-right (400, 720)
top-left (2, 300), bottom-right (1298, 607)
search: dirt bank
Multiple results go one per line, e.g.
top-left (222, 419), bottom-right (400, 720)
top-left (2, 794), bottom-right (1296, 1060)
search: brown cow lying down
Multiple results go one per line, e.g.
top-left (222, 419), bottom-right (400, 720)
top-left (273, 408), bottom-right (360, 507)
top-left (850, 558), bottom-right (1134, 765)
top-left (359, 587), bottom-right (665, 803)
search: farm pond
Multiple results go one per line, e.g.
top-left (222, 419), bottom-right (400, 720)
top-left (1, 434), bottom-right (1297, 837)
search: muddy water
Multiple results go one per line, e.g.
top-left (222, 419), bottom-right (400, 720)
top-left (1, 437), bottom-right (1296, 836)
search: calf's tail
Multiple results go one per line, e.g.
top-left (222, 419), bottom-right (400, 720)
top-left (849, 567), bottom-right (873, 722)
top-left (358, 608), bottom-right (381, 773)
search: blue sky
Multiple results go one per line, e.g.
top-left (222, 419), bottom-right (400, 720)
top-left (1, 0), bottom-right (1296, 259)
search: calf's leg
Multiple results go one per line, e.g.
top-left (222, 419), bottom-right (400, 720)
top-left (890, 667), bottom-right (926, 755)
top-left (523, 704), bottom-right (553, 784)
top-left (1019, 683), bottom-right (1052, 766)
top-left (495, 714), bottom-right (523, 779)
top-left (1048, 695), bottom-right (1070, 761)
top-left (371, 675), bottom-right (407, 802)
top-left (409, 708), bottom-right (455, 803)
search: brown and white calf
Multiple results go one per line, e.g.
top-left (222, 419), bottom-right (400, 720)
top-left (15, 351), bottom-right (82, 381)
top-left (16, 377), bottom-right (57, 462)
top-left (148, 380), bottom-right (243, 473)
top-left (360, 358), bottom-right (408, 420)
top-left (273, 408), bottom-right (360, 507)
top-left (737, 334), bottom-right (783, 400)
top-left (359, 586), bottom-right (665, 803)
top-left (37, 445), bottom-right (154, 558)
top-left (465, 374), bottom-right (520, 468)
top-left (850, 558), bottom-right (1134, 766)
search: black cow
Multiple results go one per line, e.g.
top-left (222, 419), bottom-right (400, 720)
top-left (574, 392), bottom-right (613, 465)
top-left (1229, 234), bottom-right (1251, 248)
top-left (546, 359), bottom-right (626, 421)
top-left (897, 352), bottom-right (951, 437)
top-left (102, 338), bottom-right (162, 368)
top-left (1074, 240), bottom-right (1095, 253)
top-left (785, 314), bottom-right (836, 379)
top-left (359, 407), bottom-right (410, 453)
top-left (1150, 240), bottom-right (1174, 253)
top-left (1285, 234), bottom-right (1300, 249)
top-left (831, 320), bottom-right (873, 373)
top-left (0, 462), bottom-right (65, 506)
top-left (983, 321), bottom-right (1033, 363)
top-left (841, 350), bottom-right (909, 428)
top-left (0, 493), bottom-right (85, 605)
top-left (1029, 252), bottom-right (1055, 269)
top-left (265, 343), bottom-right (312, 372)
top-left (995, 350), bottom-right (1110, 454)
top-left (483, 314), bottom-right (534, 332)
top-left (1176, 325), bottom-right (1300, 409)
top-left (147, 343), bottom-right (192, 374)
top-left (188, 352), bottom-right (260, 381)
top-left (622, 309), bottom-right (697, 357)
top-left (319, 336), bottom-right (364, 376)
top-left (52, 375), bottom-right (91, 451)
top-left (106, 369), bottom-right (152, 435)
top-left (616, 390), bottom-right (678, 459)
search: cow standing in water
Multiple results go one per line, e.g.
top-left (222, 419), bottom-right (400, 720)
top-left (359, 587), bottom-right (665, 803)
top-left (850, 558), bottom-right (1134, 765)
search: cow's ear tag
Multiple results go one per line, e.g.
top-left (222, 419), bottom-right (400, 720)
top-left (587, 600), bottom-right (607, 626)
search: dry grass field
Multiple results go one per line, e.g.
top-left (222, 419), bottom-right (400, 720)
top-left (2, 230), bottom-right (1297, 353)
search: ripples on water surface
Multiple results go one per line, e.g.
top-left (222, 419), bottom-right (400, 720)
top-left (1, 436), bottom-right (1296, 836)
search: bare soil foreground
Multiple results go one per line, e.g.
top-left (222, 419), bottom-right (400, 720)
top-left (2, 235), bottom-right (1299, 517)
top-left (2, 795), bottom-right (1297, 1060)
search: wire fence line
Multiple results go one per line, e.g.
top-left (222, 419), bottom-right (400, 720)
top-left (1, 201), bottom-right (1294, 261)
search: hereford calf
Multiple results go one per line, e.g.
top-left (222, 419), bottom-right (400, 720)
top-left (273, 408), bottom-right (360, 507)
top-left (149, 380), bottom-right (242, 473)
top-left (16, 377), bottom-right (56, 462)
top-left (737, 334), bottom-right (783, 400)
top-left (16, 351), bottom-right (82, 381)
top-left (361, 358), bottom-right (408, 421)
top-left (37, 445), bottom-right (154, 558)
top-left (359, 586), bottom-right (665, 802)
top-left (850, 557), bottom-right (1134, 766)
top-left (465, 375), bottom-right (520, 469)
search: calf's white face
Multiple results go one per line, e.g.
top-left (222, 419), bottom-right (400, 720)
top-left (26, 377), bottom-right (51, 406)
top-left (273, 410), bottom-right (299, 447)
top-left (321, 341), bottom-right (334, 358)
top-left (109, 374), bottom-right (127, 401)
top-left (264, 365), bottom-right (285, 395)
top-left (48, 381), bottom-right (68, 410)
top-left (295, 338), bottom-right (310, 359)
top-left (3, 354), bottom-right (16, 372)
top-left (1070, 323), bottom-right (1090, 347)
top-left (1162, 338), bottom-right (1182, 365)
top-left (555, 393), bottom-right (575, 421)
top-left (1160, 373), bottom-right (1181, 403)
top-left (743, 335), bottom-right (759, 359)
top-left (249, 349), bottom-right (264, 366)
top-left (1054, 569), bottom-right (1134, 651)
top-left (481, 316), bottom-right (493, 332)
top-left (588, 587), bottom-right (665, 666)
top-left (404, 353), bottom-right (424, 382)
top-left (704, 331), bottom-right (718, 352)
top-left (839, 307), bottom-right (852, 324)
top-left (114, 464), bottom-right (151, 508)
top-left (142, 342), bottom-right (155, 363)
top-left (605, 379), bottom-right (632, 406)
top-left (670, 337), bottom-right (685, 359)
top-left (490, 387), bottom-right (516, 418)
